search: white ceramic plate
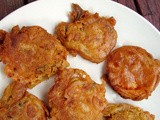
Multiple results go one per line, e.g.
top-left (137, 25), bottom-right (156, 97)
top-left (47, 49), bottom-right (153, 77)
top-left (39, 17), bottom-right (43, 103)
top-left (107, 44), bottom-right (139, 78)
top-left (0, 0), bottom-right (160, 119)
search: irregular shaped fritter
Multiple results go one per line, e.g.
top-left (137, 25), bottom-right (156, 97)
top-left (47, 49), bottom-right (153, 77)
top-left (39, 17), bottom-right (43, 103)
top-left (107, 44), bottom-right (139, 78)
top-left (56, 4), bottom-right (117, 63)
top-left (106, 46), bottom-right (160, 100)
top-left (0, 82), bottom-right (48, 119)
top-left (103, 103), bottom-right (154, 120)
top-left (0, 25), bottom-right (69, 88)
top-left (48, 68), bottom-right (107, 120)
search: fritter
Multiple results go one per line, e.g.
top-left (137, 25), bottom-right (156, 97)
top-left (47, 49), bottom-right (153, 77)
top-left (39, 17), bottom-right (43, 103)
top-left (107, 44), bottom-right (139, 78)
top-left (48, 68), bottom-right (107, 120)
top-left (106, 46), bottom-right (160, 100)
top-left (0, 82), bottom-right (48, 119)
top-left (56, 4), bottom-right (117, 63)
top-left (103, 103), bottom-right (154, 120)
top-left (0, 25), bottom-right (69, 88)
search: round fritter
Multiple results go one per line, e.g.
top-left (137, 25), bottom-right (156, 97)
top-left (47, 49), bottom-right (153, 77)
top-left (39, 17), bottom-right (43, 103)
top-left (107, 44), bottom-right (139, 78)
top-left (0, 25), bottom-right (69, 88)
top-left (56, 4), bottom-right (117, 63)
top-left (106, 46), bottom-right (160, 100)
top-left (48, 68), bottom-right (107, 120)
top-left (0, 82), bottom-right (48, 119)
top-left (103, 103), bottom-right (154, 120)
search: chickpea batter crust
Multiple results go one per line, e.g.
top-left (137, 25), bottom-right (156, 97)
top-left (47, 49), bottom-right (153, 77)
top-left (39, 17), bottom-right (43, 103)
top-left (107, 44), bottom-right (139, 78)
top-left (0, 25), bottom-right (69, 88)
top-left (103, 103), bottom-right (154, 120)
top-left (106, 46), bottom-right (160, 100)
top-left (0, 30), bottom-right (7, 61)
top-left (0, 82), bottom-right (48, 119)
top-left (48, 68), bottom-right (107, 120)
top-left (56, 4), bottom-right (117, 63)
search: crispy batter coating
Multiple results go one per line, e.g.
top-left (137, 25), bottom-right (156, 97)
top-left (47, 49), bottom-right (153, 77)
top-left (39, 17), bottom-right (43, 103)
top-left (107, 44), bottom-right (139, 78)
top-left (48, 68), bottom-right (107, 120)
top-left (0, 82), bottom-right (48, 119)
top-left (0, 30), bottom-right (7, 61)
top-left (103, 103), bottom-right (154, 120)
top-left (56, 4), bottom-right (117, 63)
top-left (0, 25), bottom-right (69, 88)
top-left (106, 46), bottom-right (160, 100)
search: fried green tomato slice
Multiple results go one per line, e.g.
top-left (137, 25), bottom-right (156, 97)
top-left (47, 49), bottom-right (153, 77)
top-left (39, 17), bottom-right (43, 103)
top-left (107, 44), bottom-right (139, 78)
top-left (0, 25), bottom-right (69, 88)
top-left (0, 82), bottom-right (48, 119)
top-left (106, 46), bottom-right (160, 100)
top-left (103, 103), bottom-right (154, 120)
top-left (48, 68), bottom-right (107, 120)
top-left (56, 4), bottom-right (117, 63)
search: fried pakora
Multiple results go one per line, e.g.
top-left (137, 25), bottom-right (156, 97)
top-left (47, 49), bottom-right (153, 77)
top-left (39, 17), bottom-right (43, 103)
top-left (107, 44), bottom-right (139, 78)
top-left (106, 46), bottom-right (160, 100)
top-left (0, 82), bottom-right (48, 119)
top-left (103, 103), bottom-right (154, 120)
top-left (0, 25), bottom-right (69, 88)
top-left (48, 68), bottom-right (107, 120)
top-left (56, 4), bottom-right (117, 63)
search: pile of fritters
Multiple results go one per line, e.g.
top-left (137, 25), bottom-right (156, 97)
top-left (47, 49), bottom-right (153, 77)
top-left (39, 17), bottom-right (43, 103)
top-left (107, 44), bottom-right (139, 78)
top-left (0, 3), bottom-right (159, 120)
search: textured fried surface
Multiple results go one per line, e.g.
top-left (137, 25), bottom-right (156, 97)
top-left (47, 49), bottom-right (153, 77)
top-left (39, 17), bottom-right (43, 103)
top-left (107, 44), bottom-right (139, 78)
top-left (1, 25), bottom-right (69, 88)
top-left (56, 4), bottom-right (117, 63)
top-left (0, 82), bottom-right (48, 119)
top-left (0, 30), bottom-right (7, 61)
top-left (48, 68), bottom-right (107, 120)
top-left (106, 46), bottom-right (160, 100)
top-left (103, 103), bottom-right (154, 120)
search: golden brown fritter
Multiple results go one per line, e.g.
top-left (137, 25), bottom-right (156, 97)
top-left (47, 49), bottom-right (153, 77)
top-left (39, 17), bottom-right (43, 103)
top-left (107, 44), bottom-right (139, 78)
top-left (56, 4), bottom-right (117, 63)
top-left (0, 25), bottom-right (69, 88)
top-left (48, 68), bottom-right (107, 120)
top-left (0, 82), bottom-right (48, 119)
top-left (106, 46), bottom-right (160, 100)
top-left (103, 103), bottom-right (154, 120)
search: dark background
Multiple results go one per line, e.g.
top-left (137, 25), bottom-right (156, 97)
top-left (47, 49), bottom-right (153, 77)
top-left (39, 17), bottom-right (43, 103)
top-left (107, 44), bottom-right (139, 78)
top-left (0, 0), bottom-right (159, 30)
